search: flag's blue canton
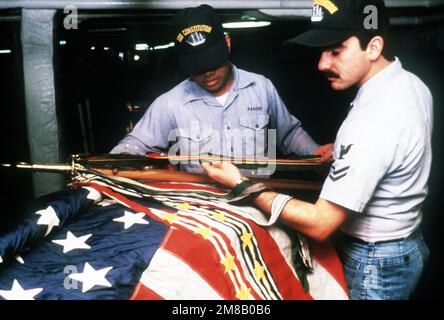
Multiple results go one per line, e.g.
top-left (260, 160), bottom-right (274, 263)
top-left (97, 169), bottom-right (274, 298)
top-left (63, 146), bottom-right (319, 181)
top-left (0, 188), bottom-right (169, 299)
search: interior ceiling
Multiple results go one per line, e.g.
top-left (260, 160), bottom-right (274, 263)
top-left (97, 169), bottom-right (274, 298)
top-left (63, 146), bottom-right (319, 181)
top-left (1, 1), bottom-right (444, 25)
top-left (1, 0), bottom-right (444, 9)
top-left (2, 1), bottom-right (444, 43)
top-left (77, 5), bottom-right (444, 24)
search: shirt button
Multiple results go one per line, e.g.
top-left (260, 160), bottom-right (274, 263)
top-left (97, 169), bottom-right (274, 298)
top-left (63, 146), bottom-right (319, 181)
top-left (227, 126), bottom-right (230, 130)
top-left (255, 124), bottom-right (259, 128)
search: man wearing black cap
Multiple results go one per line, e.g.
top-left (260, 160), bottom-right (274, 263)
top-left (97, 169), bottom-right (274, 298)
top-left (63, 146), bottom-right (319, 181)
top-left (111, 4), bottom-right (332, 174)
top-left (203, 0), bottom-right (433, 299)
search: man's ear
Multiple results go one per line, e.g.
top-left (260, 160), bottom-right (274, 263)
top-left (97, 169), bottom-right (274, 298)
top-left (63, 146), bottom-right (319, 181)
top-left (225, 33), bottom-right (231, 53)
top-left (366, 35), bottom-right (384, 61)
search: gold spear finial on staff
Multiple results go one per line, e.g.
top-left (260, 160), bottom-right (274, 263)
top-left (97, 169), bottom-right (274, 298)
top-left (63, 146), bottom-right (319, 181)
top-left (0, 155), bottom-right (83, 176)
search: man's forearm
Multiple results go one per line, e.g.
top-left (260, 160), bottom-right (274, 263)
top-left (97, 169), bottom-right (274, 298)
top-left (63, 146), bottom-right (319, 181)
top-left (254, 191), bottom-right (318, 235)
top-left (253, 191), bottom-right (344, 242)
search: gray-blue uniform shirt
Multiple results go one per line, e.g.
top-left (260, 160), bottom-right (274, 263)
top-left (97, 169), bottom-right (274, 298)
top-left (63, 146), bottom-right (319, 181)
top-left (111, 64), bottom-right (319, 173)
top-left (320, 58), bottom-right (433, 242)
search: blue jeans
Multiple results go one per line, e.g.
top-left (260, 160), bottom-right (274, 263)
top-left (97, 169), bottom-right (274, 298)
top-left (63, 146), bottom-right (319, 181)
top-left (338, 230), bottom-right (430, 300)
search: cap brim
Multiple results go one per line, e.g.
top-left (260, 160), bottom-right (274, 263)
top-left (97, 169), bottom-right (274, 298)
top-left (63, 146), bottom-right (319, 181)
top-left (286, 29), bottom-right (355, 48)
top-left (179, 37), bottom-right (229, 75)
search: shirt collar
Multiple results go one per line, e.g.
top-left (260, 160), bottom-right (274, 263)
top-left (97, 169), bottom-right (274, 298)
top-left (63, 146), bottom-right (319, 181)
top-left (183, 63), bottom-right (255, 104)
top-left (351, 57), bottom-right (402, 109)
top-left (231, 64), bottom-right (255, 91)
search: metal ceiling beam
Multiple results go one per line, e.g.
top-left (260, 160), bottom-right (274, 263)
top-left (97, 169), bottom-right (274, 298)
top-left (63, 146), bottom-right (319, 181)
top-left (0, 1), bottom-right (311, 10)
top-left (388, 0), bottom-right (444, 7)
top-left (391, 13), bottom-right (444, 25)
top-left (2, 0), bottom-right (442, 10)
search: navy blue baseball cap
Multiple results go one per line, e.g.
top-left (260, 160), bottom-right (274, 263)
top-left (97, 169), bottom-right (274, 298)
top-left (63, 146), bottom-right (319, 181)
top-left (287, 0), bottom-right (389, 47)
top-left (170, 4), bottom-right (229, 75)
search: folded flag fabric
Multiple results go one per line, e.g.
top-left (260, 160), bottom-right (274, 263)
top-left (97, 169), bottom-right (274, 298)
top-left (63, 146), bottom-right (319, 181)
top-left (0, 172), bottom-right (347, 300)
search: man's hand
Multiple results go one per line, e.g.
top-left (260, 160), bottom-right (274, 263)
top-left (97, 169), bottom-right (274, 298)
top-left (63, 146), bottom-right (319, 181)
top-left (314, 143), bottom-right (334, 162)
top-left (201, 161), bottom-right (242, 189)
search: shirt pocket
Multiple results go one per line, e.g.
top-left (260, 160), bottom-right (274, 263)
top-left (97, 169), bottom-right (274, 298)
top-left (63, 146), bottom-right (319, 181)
top-left (239, 113), bottom-right (269, 156)
top-left (239, 113), bottom-right (269, 130)
top-left (178, 122), bottom-right (215, 155)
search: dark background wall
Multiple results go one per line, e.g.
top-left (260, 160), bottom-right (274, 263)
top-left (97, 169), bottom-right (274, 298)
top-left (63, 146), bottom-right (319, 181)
top-left (0, 19), bottom-right (33, 229)
top-left (0, 9), bottom-right (443, 299)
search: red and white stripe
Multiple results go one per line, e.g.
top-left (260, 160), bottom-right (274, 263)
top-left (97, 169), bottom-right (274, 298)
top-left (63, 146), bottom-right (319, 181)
top-left (86, 181), bottom-right (348, 300)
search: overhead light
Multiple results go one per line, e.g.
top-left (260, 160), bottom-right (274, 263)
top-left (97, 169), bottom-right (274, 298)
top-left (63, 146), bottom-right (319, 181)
top-left (222, 21), bottom-right (271, 29)
top-left (0, 49), bottom-right (11, 54)
top-left (90, 46), bottom-right (95, 50)
top-left (104, 47), bottom-right (110, 51)
top-left (153, 42), bottom-right (175, 50)
top-left (59, 40), bottom-right (67, 45)
top-left (135, 43), bottom-right (149, 51)
top-left (133, 54), bottom-right (140, 61)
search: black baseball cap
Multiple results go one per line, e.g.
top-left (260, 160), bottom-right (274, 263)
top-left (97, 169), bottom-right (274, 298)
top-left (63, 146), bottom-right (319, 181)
top-left (287, 0), bottom-right (389, 47)
top-left (170, 4), bottom-right (229, 75)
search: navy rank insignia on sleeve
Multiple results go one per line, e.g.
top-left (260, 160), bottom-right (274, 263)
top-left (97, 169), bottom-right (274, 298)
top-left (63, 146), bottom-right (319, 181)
top-left (329, 165), bottom-right (350, 181)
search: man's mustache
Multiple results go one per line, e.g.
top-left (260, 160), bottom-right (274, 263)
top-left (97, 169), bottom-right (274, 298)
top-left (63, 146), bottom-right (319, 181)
top-left (324, 71), bottom-right (340, 79)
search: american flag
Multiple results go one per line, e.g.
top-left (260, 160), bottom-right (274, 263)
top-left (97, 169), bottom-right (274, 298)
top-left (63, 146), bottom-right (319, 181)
top-left (0, 173), bottom-right (348, 300)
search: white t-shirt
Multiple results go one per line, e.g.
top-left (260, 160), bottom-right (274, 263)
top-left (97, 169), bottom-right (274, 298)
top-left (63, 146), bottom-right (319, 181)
top-left (215, 91), bottom-right (229, 106)
top-left (320, 58), bottom-right (433, 242)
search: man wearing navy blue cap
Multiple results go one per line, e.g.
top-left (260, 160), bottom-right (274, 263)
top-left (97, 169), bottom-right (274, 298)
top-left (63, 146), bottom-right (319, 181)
top-left (203, 0), bottom-right (433, 299)
top-left (111, 4), bottom-right (332, 174)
